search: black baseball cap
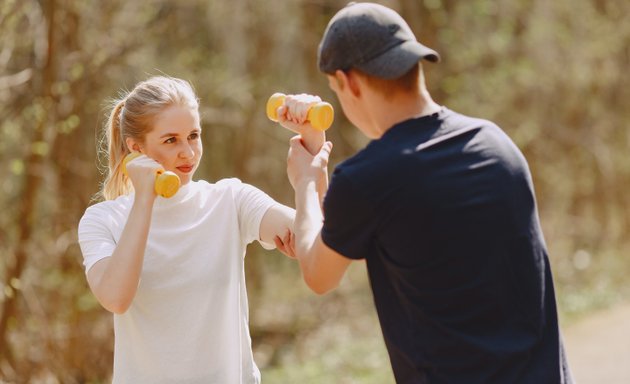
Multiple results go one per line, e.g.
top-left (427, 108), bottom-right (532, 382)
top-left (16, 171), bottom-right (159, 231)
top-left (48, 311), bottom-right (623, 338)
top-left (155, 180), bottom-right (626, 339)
top-left (318, 2), bottom-right (440, 79)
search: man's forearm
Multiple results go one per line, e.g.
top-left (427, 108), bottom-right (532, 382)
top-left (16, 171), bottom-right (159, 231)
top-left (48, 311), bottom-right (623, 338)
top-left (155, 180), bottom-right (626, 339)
top-left (293, 178), bottom-right (350, 294)
top-left (294, 179), bottom-right (323, 269)
top-left (288, 135), bottom-right (345, 293)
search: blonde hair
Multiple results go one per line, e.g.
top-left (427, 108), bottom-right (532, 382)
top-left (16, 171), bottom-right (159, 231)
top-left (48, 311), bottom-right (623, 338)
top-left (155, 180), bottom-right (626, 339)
top-left (99, 76), bottom-right (199, 200)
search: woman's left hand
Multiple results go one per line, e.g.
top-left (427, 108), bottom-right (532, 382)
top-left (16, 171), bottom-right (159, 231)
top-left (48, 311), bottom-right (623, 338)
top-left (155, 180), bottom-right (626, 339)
top-left (274, 229), bottom-right (296, 259)
top-left (277, 94), bottom-right (326, 156)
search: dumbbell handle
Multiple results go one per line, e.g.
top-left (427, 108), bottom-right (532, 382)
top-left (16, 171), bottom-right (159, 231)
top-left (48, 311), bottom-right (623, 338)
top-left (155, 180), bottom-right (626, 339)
top-left (122, 152), bottom-right (181, 198)
top-left (266, 93), bottom-right (334, 131)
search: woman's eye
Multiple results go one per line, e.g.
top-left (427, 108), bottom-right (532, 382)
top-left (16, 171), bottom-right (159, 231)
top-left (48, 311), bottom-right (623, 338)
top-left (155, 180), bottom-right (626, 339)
top-left (164, 137), bottom-right (176, 144)
top-left (189, 133), bottom-right (199, 140)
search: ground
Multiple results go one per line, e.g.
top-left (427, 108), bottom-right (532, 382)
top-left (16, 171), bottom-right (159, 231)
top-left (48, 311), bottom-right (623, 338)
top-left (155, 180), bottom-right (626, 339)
top-left (258, 264), bottom-right (630, 383)
top-left (564, 301), bottom-right (630, 383)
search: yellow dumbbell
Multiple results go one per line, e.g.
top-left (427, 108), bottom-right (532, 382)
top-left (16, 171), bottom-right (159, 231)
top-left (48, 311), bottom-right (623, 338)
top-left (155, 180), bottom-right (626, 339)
top-left (266, 93), bottom-right (334, 131)
top-left (122, 152), bottom-right (181, 198)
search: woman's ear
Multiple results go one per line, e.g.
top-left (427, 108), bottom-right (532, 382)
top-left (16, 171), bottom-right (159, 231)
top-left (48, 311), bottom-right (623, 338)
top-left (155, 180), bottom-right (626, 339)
top-left (125, 138), bottom-right (142, 153)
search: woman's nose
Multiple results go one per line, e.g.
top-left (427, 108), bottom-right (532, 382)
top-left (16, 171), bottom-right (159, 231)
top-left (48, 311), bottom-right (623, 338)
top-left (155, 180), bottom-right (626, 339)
top-left (179, 143), bottom-right (194, 159)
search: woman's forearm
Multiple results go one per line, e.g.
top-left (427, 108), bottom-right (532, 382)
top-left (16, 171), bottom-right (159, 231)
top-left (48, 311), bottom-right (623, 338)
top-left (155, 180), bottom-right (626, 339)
top-left (300, 129), bottom-right (326, 157)
top-left (89, 195), bottom-right (154, 314)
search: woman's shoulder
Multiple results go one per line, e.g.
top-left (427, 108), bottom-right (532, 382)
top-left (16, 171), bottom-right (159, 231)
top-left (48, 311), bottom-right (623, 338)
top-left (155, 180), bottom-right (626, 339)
top-left (202, 178), bottom-right (268, 200)
top-left (211, 177), bottom-right (253, 193)
top-left (78, 194), bottom-right (133, 235)
top-left (214, 177), bottom-right (244, 187)
top-left (187, 178), bottom-right (248, 199)
top-left (81, 194), bottom-right (133, 221)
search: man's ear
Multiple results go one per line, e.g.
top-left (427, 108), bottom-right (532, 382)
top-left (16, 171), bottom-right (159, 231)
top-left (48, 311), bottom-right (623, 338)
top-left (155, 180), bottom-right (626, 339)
top-left (333, 70), bottom-right (346, 90)
top-left (342, 69), bottom-right (361, 97)
top-left (125, 138), bottom-right (142, 153)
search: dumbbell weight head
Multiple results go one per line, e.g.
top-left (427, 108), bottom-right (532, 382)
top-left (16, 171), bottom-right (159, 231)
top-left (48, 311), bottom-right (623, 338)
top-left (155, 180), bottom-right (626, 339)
top-left (154, 170), bottom-right (180, 198)
top-left (266, 93), bottom-right (285, 122)
top-left (306, 103), bottom-right (334, 132)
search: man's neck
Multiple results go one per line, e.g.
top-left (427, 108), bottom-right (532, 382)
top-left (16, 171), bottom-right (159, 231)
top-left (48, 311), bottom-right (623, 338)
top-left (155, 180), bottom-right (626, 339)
top-left (369, 89), bottom-right (441, 138)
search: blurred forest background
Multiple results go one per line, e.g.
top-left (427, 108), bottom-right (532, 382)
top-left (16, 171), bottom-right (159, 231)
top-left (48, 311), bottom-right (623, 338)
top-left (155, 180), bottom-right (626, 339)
top-left (0, 0), bottom-right (628, 382)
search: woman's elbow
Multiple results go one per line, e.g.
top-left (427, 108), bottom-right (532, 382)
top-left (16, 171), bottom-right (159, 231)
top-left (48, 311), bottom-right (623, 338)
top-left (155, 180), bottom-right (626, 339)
top-left (97, 294), bottom-right (133, 314)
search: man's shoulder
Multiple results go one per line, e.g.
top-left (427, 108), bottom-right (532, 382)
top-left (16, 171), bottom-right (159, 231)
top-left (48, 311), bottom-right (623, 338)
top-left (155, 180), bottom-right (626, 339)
top-left (437, 108), bottom-right (521, 154)
top-left (440, 107), bottom-right (501, 133)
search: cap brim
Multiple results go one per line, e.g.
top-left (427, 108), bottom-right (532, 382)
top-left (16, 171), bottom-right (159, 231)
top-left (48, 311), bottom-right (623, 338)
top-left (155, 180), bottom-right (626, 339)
top-left (356, 40), bottom-right (440, 80)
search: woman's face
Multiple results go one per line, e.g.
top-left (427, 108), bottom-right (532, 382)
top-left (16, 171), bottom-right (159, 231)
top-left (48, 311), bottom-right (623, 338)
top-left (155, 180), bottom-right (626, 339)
top-left (140, 105), bottom-right (203, 185)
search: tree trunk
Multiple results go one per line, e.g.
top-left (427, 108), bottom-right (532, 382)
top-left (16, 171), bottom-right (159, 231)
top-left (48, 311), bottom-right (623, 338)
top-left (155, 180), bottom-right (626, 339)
top-left (0, 0), bottom-right (56, 371)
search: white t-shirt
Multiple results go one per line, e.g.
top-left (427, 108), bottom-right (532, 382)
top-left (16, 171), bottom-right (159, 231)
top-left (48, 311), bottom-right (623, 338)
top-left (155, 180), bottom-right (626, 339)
top-left (78, 179), bottom-right (278, 384)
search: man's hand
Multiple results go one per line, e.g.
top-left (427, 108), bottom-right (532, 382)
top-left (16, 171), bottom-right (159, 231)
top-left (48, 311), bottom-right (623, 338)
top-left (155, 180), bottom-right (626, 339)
top-left (287, 136), bottom-right (332, 191)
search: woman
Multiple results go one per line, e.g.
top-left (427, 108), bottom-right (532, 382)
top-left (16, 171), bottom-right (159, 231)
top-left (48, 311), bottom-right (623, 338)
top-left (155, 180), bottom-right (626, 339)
top-left (78, 76), bottom-right (324, 383)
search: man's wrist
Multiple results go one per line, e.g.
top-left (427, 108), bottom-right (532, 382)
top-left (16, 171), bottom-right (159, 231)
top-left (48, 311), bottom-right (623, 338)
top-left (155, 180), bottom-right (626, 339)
top-left (294, 177), bottom-right (319, 192)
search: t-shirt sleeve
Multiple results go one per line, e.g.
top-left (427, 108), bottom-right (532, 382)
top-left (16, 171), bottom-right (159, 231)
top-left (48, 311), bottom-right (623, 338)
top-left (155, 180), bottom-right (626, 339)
top-left (321, 170), bottom-right (377, 260)
top-left (230, 180), bottom-right (278, 250)
top-left (77, 205), bottom-right (117, 274)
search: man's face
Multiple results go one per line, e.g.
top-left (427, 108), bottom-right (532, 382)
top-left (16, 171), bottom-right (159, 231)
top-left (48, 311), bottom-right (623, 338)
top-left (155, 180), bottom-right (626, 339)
top-left (327, 73), bottom-right (358, 127)
top-left (327, 73), bottom-right (375, 139)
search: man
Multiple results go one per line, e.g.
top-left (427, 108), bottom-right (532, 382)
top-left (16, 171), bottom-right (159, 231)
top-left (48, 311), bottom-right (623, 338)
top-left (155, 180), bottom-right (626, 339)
top-left (278, 2), bottom-right (573, 383)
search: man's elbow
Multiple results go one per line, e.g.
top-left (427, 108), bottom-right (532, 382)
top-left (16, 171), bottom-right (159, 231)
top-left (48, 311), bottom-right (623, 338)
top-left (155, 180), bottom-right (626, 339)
top-left (304, 274), bottom-right (339, 295)
top-left (107, 301), bottom-right (131, 315)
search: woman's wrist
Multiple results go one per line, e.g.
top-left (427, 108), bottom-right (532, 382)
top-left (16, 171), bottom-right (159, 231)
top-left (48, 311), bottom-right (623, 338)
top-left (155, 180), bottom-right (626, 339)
top-left (133, 190), bottom-right (157, 207)
top-left (300, 129), bottom-right (325, 156)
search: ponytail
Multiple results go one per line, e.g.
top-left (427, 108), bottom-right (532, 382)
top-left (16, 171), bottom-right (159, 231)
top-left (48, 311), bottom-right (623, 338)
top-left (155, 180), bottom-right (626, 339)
top-left (100, 99), bottom-right (132, 200)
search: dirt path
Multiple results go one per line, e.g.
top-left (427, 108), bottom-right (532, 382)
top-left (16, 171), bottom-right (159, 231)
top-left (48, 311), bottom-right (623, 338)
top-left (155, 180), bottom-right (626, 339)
top-left (563, 302), bottom-right (630, 383)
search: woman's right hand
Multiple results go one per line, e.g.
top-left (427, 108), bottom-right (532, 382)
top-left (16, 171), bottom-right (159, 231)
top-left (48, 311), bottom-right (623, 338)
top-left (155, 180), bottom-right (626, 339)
top-left (125, 154), bottom-right (162, 201)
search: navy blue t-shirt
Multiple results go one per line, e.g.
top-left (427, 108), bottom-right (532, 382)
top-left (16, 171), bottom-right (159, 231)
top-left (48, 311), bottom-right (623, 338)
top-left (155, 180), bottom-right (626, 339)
top-left (321, 108), bottom-right (572, 383)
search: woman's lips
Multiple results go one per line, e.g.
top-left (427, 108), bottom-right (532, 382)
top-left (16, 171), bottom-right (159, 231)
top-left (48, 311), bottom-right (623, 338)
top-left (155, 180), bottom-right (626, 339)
top-left (176, 165), bottom-right (194, 173)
